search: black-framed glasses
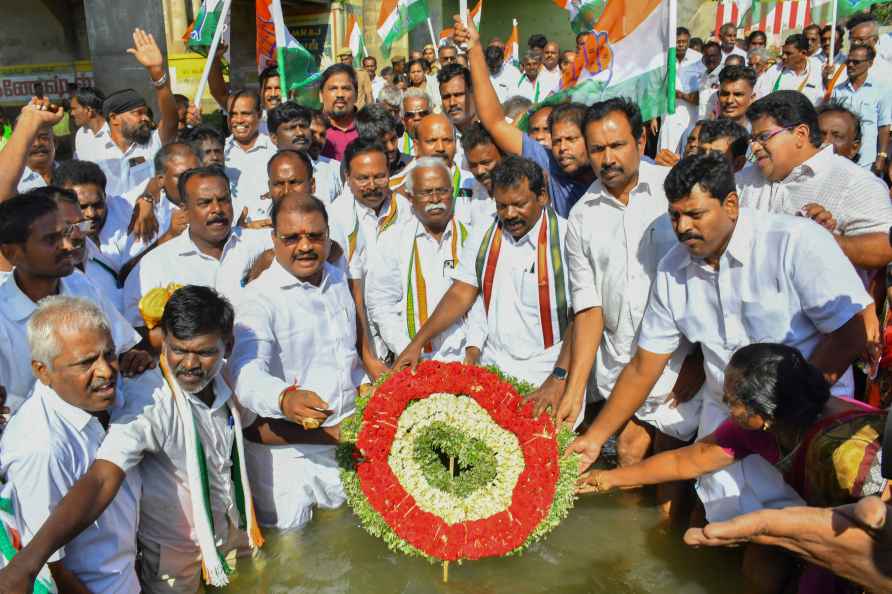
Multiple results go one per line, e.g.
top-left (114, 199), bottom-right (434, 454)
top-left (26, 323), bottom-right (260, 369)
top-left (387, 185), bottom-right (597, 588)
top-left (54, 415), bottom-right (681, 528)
top-left (749, 125), bottom-right (796, 146)
top-left (846, 58), bottom-right (870, 66)
top-left (276, 231), bottom-right (328, 246)
top-left (63, 220), bottom-right (92, 238)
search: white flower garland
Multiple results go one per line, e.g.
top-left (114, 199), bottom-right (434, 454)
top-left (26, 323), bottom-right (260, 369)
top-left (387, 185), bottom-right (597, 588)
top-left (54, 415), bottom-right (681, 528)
top-left (388, 393), bottom-right (526, 525)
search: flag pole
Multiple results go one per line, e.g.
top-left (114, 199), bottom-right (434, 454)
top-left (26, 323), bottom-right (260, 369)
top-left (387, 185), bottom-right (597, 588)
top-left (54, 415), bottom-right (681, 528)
top-left (193, 0), bottom-right (233, 110)
top-left (426, 17), bottom-right (438, 48)
top-left (828, 0), bottom-right (838, 66)
top-left (460, 0), bottom-right (469, 31)
top-left (271, 0), bottom-right (288, 98)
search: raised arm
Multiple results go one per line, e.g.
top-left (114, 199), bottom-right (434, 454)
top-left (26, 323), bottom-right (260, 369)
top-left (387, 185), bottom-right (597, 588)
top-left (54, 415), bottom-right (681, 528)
top-left (127, 28), bottom-right (179, 145)
top-left (452, 15), bottom-right (524, 155)
top-left (0, 100), bottom-right (63, 201)
top-left (207, 42), bottom-right (232, 112)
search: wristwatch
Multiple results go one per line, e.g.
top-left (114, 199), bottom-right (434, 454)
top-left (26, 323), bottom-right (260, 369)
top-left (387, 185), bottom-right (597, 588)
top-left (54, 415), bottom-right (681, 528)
top-left (551, 367), bottom-right (568, 381)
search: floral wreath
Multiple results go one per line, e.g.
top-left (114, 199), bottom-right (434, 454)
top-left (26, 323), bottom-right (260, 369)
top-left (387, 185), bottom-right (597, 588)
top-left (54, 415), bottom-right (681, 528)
top-left (338, 361), bottom-right (577, 571)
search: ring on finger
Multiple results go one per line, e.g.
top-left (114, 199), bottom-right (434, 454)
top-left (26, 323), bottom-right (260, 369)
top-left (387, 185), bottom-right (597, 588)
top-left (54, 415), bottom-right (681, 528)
top-left (300, 417), bottom-right (321, 430)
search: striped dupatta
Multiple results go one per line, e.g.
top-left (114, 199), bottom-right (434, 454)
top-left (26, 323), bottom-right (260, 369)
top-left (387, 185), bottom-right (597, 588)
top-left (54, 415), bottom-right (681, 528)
top-left (475, 207), bottom-right (569, 349)
top-left (406, 218), bottom-right (469, 352)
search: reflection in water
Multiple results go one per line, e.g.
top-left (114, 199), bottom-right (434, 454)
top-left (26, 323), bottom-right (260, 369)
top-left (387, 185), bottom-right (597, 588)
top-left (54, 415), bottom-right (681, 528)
top-left (222, 491), bottom-right (744, 594)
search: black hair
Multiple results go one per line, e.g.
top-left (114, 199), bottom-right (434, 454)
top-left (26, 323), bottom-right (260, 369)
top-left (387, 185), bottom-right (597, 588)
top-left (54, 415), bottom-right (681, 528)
top-left (484, 45), bottom-right (505, 71)
top-left (343, 137), bottom-right (387, 173)
top-left (548, 102), bottom-right (587, 134)
top-left (724, 55), bottom-right (746, 67)
top-left (174, 94), bottom-right (190, 109)
top-left (161, 285), bottom-right (234, 340)
top-left (677, 27), bottom-right (691, 37)
top-left (727, 343), bottom-right (830, 428)
top-left (266, 148), bottom-right (313, 176)
top-left (27, 186), bottom-right (80, 209)
top-left (698, 118), bottom-right (751, 159)
top-left (746, 90), bottom-right (822, 148)
top-left (803, 23), bottom-right (821, 35)
top-left (820, 24), bottom-right (845, 39)
top-left (185, 126), bottom-right (225, 161)
top-left (362, 55), bottom-right (377, 66)
top-left (576, 32), bottom-right (589, 45)
top-left (153, 142), bottom-right (198, 175)
top-left (53, 159), bottom-right (108, 191)
top-left (406, 58), bottom-right (427, 74)
top-left (258, 64), bottom-right (281, 90)
top-left (582, 96), bottom-right (644, 141)
top-left (784, 33), bottom-right (810, 52)
top-left (321, 63), bottom-right (358, 92)
top-left (268, 101), bottom-right (313, 135)
top-left (460, 121), bottom-right (497, 153)
top-left (817, 100), bottom-right (863, 144)
top-left (846, 12), bottom-right (877, 32)
top-left (228, 89), bottom-right (262, 114)
top-left (312, 109), bottom-right (331, 128)
top-left (436, 63), bottom-right (472, 91)
top-left (689, 37), bottom-right (704, 50)
top-left (850, 43), bottom-right (877, 61)
top-left (271, 193), bottom-right (328, 229)
top-left (355, 103), bottom-right (401, 140)
top-left (747, 30), bottom-right (767, 46)
top-left (177, 166), bottom-right (230, 204)
top-left (527, 34), bottom-right (548, 50)
top-left (719, 64), bottom-right (757, 88)
top-left (663, 152), bottom-right (737, 203)
top-left (703, 40), bottom-right (722, 54)
top-left (73, 86), bottom-right (105, 113)
top-left (490, 155), bottom-right (545, 197)
top-left (0, 194), bottom-right (58, 245)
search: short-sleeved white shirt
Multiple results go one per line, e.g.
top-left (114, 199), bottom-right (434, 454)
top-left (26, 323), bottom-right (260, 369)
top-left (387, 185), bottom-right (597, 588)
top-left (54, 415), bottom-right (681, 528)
top-left (95, 129), bottom-right (164, 197)
top-left (16, 166), bottom-right (48, 194)
top-left (74, 123), bottom-right (111, 163)
top-left (753, 62), bottom-right (825, 105)
top-left (224, 133), bottom-right (277, 221)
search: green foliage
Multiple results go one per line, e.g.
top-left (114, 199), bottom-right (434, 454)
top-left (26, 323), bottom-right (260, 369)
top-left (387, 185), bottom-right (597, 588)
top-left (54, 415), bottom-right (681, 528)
top-left (412, 422), bottom-right (498, 499)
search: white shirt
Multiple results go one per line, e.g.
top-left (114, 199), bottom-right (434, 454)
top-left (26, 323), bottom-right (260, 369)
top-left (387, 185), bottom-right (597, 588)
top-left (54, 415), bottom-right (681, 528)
top-left (366, 218), bottom-right (484, 360)
top-left (16, 166), bottom-right (48, 194)
top-left (451, 211), bottom-right (572, 386)
top-left (312, 155), bottom-right (343, 205)
top-left (0, 270), bottom-right (140, 412)
top-left (754, 62), bottom-right (824, 105)
top-left (123, 226), bottom-right (271, 326)
top-left (539, 66), bottom-right (562, 96)
top-left (230, 261), bottom-right (363, 432)
top-left (515, 75), bottom-right (545, 103)
top-left (660, 51), bottom-right (707, 153)
top-left (224, 133), bottom-right (277, 222)
top-left (85, 239), bottom-right (124, 314)
top-left (123, 181), bottom-right (183, 242)
top-left (95, 129), bottom-right (164, 197)
top-left (1, 380), bottom-right (140, 594)
top-left (74, 122), bottom-right (111, 163)
top-left (95, 194), bottom-right (145, 271)
top-left (371, 76), bottom-right (387, 99)
top-left (638, 208), bottom-right (872, 408)
top-left (491, 65), bottom-right (522, 103)
top-left (811, 51), bottom-right (846, 68)
top-left (98, 371), bottom-right (245, 551)
top-left (721, 46), bottom-right (748, 64)
top-left (874, 33), bottom-right (892, 79)
top-left (699, 66), bottom-right (723, 119)
top-left (566, 162), bottom-right (686, 400)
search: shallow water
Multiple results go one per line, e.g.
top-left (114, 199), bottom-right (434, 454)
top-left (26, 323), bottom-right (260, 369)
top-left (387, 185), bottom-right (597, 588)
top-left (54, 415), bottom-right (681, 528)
top-left (222, 490), bottom-right (746, 594)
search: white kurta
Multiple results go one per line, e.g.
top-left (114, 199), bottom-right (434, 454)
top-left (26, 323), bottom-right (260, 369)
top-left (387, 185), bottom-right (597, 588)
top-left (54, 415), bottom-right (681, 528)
top-left (658, 50), bottom-right (706, 154)
top-left (224, 133), bottom-right (277, 222)
top-left (753, 62), bottom-right (825, 105)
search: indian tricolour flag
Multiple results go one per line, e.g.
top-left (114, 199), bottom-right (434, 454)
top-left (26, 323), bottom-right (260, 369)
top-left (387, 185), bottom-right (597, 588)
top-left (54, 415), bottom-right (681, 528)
top-left (553, 0), bottom-right (602, 34)
top-left (256, 0), bottom-right (320, 103)
top-left (183, 0), bottom-right (228, 56)
top-left (553, 0), bottom-right (676, 121)
top-left (344, 14), bottom-right (366, 67)
top-left (440, 0), bottom-right (482, 41)
top-left (378, 0), bottom-right (429, 57)
top-left (504, 19), bottom-right (519, 65)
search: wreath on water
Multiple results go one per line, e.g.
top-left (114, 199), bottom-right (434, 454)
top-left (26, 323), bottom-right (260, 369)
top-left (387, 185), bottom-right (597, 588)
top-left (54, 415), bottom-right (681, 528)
top-left (337, 361), bottom-right (577, 577)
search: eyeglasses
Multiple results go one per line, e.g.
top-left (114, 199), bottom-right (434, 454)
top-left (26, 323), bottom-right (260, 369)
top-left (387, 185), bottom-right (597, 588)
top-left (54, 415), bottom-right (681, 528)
top-left (749, 126), bottom-right (796, 147)
top-left (846, 58), bottom-right (870, 65)
top-left (415, 187), bottom-right (452, 199)
top-left (63, 220), bottom-right (92, 237)
top-left (405, 109), bottom-right (430, 118)
top-left (276, 231), bottom-right (327, 246)
top-left (352, 174), bottom-right (389, 187)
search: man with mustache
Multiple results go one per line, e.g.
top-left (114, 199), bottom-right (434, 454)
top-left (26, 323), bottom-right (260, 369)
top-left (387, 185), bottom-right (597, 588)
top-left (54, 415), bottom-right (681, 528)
top-left (16, 114), bottom-right (57, 194)
top-left (366, 158), bottom-right (484, 364)
top-left (817, 102), bottom-right (862, 162)
top-left (460, 122), bottom-right (502, 225)
top-left (208, 41), bottom-right (283, 130)
top-left (0, 297), bottom-right (142, 593)
top-left (319, 64), bottom-right (359, 162)
top-left (70, 86), bottom-right (108, 163)
top-left (753, 34), bottom-right (824, 106)
top-left (0, 193), bottom-right (146, 414)
top-left (394, 156), bottom-right (577, 422)
top-left (437, 63), bottom-right (477, 136)
top-left (568, 152), bottom-right (873, 525)
top-left (405, 114), bottom-right (477, 209)
top-left (453, 16), bottom-right (596, 217)
top-left (94, 29), bottom-right (179, 197)
top-left (230, 193), bottom-right (368, 529)
top-left (268, 102), bottom-right (341, 204)
top-left (224, 91), bottom-right (277, 225)
top-left (0, 287), bottom-right (312, 593)
top-left (122, 167), bottom-right (271, 346)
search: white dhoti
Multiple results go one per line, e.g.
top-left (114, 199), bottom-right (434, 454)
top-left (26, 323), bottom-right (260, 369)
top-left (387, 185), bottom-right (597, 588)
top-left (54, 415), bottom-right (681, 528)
top-left (634, 391), bottom-right (702, 442)
top-left (245, 442), bottom-right (346, 530)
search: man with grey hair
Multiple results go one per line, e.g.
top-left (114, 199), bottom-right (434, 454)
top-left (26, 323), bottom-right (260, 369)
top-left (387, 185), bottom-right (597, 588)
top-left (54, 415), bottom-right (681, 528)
top-left (718, 22), bottom-right (747, 64)
top-left (400, 88), bottom-right (432, 155)
top-left (847, 13), bottom-right (892, 77)
top-left (1, 296), bottom-right (141, 593)
top-left (376, 85), bottom-right (404, 123)
top-left (747, 47), bottom-right (773, 76)
top-left (366, 157), bottom-right (484, 364)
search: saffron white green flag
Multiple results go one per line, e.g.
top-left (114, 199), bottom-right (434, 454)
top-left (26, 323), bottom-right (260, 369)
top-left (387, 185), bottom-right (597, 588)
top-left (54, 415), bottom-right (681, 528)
top-left (548, 0), bottom-right (676, 121)
top-left (552, 0), bottom-right (602, 34)
top-left (184, 0), bottom-right (228, 56)
top-left (344, 14), bottom-right (366, 67)
top-left (378, 0), bottom-right (429, 57)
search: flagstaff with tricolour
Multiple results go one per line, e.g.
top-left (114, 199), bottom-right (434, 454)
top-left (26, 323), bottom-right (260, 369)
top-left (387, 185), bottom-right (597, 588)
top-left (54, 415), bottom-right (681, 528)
top-left (191, 0), bottom-right (233, 110)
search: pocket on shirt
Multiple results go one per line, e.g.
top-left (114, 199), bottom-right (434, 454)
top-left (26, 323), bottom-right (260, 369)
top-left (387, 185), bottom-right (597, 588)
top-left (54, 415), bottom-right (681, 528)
top-left (741, 296), bottom-right (790, 343)
top-left (515, 268), bottom-right (540, 310)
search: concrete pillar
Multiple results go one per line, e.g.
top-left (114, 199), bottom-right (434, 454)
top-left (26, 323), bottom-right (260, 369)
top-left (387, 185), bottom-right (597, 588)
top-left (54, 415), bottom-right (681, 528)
top-left (332, 2), bottom-right (344, 60)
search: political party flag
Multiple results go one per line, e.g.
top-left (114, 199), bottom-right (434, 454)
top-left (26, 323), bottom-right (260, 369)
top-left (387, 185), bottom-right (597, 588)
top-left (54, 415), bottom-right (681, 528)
top-left (504, 18), bottom-right (519, 64)
top-left (553, 0), bottom-right (676, 121)
top-left (741, 1), bottom-right (812, 36)
top-left (552, 0), bottom-right (602, 34)
top-left (836, 0), bottom-right (886, 17)
top-left (185, 0), bottom-right (226, 56)
top-left (344, 14), bottom-right (366, 67)
top-left (378, 0), bottom-right (430, 57)
top-left (256, 0), bottom-right (321, 104)
top-left (440, 0), bottom-right (482, 40)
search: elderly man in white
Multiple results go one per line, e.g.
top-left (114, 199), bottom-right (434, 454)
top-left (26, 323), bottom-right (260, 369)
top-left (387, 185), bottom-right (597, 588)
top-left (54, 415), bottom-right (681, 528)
top-left (1, 296), bottom-right (141, 594)
top-left (366, 157), bottom-right (485, 364)
top-left (230, 194), bottom-right (369, 530)
top-left (394, 155), bottom-right (582, 426)
top-left (569, 152), bottom-right (873, 523)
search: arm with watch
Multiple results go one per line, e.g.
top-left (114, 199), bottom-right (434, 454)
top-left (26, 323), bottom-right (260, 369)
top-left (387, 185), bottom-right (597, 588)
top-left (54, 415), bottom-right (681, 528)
top-left (126, 28), bottom-right (178, 146)
top-left (873, 128), bottom-right (889, 179)
top-left (523, 321), bottom-right (574, 420)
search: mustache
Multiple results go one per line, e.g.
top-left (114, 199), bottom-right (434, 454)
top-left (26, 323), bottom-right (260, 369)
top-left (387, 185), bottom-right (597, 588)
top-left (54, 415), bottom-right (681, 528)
top-left (361, 188), bottom-right (385, 200)
top-left (424, 203), bottom-right (446, 213)
top-left (90, 378), bottom-right (115, 391)
top-left (293, 251), bottom-right (319, 261)
top-left (175, 365), bottom-right (205, 379)
top-left (677, 231), bottom-right (704, 242)
top-left (207, 215), bottom-right (229, 225)
top-left (600, 164), bottom-right (623, 175)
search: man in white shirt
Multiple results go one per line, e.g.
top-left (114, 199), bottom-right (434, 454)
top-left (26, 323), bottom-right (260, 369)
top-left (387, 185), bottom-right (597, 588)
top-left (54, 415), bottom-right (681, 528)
top-left (753, 34), bottom-right (824, 105)
top-left (737, 90), bottom-right (892, 271)
top-left (539, 41), bottom-right (562, 96)
top-left (698, 42), bottom-right (724, 119)
top-left (516, 52), bottom-right (546, 103)
top-left (847, 13), bottom-right (892, 79)
top-left (568, 152), bottom-right (873, 522)
top-left (267, 102), bottom-right (342, 204)
top-left (487, 45), bottom-right (521, 104)
top-left (1, 296), bottom-right (140, 593)
top-left (394, 155), bottom-right (577, 419)
top-left (230, 194), bottom-right (368, 529)
top-left (813, 24), bottom-right (847, 71)
top-left (718, 23), bottom-right (748, 64)
top-left (0, 194), bottom-right (147, 412)
top-left (658, 27), bottom-right (706, 154)
top-left (123, 166), bottom-right (271, 336)
top-left (399, 89), bottom-right (432, 156)
top-left (71, 86), bottom-right (109, 163)
top-left (459, 122), bottom-right (502, 227)
top-left (366, 158), bottom-right (484, 364)
top-left (562, 98), bottom-right (698, 471)
top-left (15, 119), bottom-right (55, 194)
top-left (364, 56), bottom-right (387, 99)
top-left (224, 91), bottom-right (277, 223)
top-left (94, 30), bottom-right (179, 197)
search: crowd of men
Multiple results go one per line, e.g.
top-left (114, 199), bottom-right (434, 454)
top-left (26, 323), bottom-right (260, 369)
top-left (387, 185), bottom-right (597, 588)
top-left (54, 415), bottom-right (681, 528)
top-left (0, 10), bottom-right (889, 593)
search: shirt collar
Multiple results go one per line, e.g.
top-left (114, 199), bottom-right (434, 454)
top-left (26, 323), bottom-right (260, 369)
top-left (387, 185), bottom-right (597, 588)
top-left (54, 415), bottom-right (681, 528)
top-left (185, 375), bottom-right (232, 413)
top-left (781, 144), bottom-right (833, 182)
top-left (174, 226), bottom-right (238, 257)
top-left (584, 162), bottom-right (658, 208)
top-left (266, 258), bottom-right (339, 292)
top-left (36, 380), bottom-right (102, 432)
top-left (413, 217), bottom-right (457, 242)
top-left (226, 133), bottom-right (272, 153)
top-left (721, 207), bottom-right (754, 266)
top-left (504, 210), bottom-right (546, 248)
top-left (0, 272), bottom-right (42, 321)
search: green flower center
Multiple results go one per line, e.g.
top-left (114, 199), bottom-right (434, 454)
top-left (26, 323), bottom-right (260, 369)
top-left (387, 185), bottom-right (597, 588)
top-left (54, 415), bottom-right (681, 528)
top-left (412, 421), bottom-right (498, 499)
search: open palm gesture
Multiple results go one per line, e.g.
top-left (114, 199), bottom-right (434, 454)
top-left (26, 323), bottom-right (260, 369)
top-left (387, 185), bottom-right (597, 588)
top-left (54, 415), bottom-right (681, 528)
top-left (127, 28), bottom-right (164, 71)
